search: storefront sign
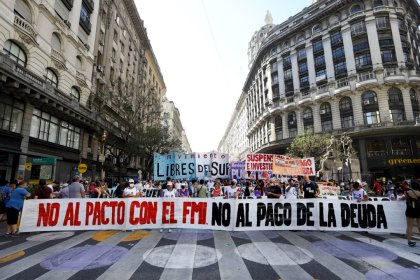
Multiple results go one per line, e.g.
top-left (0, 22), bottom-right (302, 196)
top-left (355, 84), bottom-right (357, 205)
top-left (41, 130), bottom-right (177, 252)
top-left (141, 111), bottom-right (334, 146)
top-left (387, 158), bottom-right (420, 166)
top-left (32, 157), bottom-right (56, 165)
top-left (24, 162), bottom-right (32, 171)
top-left (78, 163), bottom-right (88, 174)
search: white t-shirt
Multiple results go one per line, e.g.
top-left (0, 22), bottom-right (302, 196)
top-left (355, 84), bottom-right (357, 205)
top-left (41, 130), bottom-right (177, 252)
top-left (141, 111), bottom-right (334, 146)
top-left (123, 187), bottom-right (139, 197)
top-left (226, 186), bottom-right (238, 199)
top-left (175, 182), bottom-right (182, 190)
top-left (163, 189), bottom-right (177, 198)
top-left (285, 186), bottom-right (298, 199)
top-left (352, 188), bottom-right (367, 201)
top-left (134, 183), bottom-right (143, 192)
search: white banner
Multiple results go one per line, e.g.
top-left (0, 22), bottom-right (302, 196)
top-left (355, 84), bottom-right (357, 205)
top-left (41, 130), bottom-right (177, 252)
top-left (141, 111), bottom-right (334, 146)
top-left (195, 152), bottom-right (230, 179)
top-left (19, 198), bottom-right (406, 233)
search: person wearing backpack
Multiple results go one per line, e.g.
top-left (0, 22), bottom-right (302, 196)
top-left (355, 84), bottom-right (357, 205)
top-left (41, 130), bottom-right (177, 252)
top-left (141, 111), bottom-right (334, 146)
top-left (405, 179), bottom-right (420, 247)
top-left (0, 180), bottom-right (11, 222)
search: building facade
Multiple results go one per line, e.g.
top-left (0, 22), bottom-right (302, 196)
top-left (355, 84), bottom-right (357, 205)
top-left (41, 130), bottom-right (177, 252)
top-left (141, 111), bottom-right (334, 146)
top-left (228, 0), bottom-right (420, 182)
top-left (218, 91), bottom-right (249, 161)
top-left (162, 97), bottom-right (191, 153)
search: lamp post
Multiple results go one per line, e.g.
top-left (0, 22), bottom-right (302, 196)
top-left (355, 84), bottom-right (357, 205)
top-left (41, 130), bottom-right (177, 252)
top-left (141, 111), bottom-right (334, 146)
top-left (100, 131), bottom-right (107, 181)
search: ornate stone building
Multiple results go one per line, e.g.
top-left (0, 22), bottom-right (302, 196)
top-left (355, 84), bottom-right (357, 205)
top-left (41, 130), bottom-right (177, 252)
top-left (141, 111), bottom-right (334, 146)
top-left (162, 97), bottom-right (191, 153)
top-left (226, 0), bottom-right (420, 181)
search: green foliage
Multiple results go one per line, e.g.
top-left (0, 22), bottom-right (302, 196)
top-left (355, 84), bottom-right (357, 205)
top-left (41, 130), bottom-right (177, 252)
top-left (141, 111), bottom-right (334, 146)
top-left (286, 131), bottom-right (331, 169)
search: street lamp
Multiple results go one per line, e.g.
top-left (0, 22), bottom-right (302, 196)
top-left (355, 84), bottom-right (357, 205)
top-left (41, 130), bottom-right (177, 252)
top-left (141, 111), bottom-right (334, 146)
top-left (100, 131), bottom-right (107, 180)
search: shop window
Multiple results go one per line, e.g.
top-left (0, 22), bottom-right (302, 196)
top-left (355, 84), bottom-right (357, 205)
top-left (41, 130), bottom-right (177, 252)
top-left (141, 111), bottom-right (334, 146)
top-left (0, 96), bottom-right (24, 134)
top-left (366, 140), bottom-right (387, 157)
top-left (391, 138), bottom-right (411, 155)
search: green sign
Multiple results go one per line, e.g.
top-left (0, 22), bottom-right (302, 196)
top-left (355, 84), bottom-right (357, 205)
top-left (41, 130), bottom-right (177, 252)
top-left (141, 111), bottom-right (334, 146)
top-left (32, 157), bottom-right (56, 165)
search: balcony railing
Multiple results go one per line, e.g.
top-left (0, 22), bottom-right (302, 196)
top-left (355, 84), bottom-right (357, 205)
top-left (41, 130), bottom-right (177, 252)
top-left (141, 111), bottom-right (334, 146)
top-left (301, 91), bottom-right (311, 99)
top-left (349, 11), bottom-right (364, 20)
top-left (317, 85), bottom-right (329, 94)
top-left (384, 67), bottom-right (399, 77)
top-left (14, 15), bottom-right (37, 43)
top-left (357, 71), bottom-right (375, 82)
top-left (51, 49), bottom-right (65, 65)
top-left (286, 97), bottom-right (294, 104)
top-left (336, 77), bottom-right (349, 88)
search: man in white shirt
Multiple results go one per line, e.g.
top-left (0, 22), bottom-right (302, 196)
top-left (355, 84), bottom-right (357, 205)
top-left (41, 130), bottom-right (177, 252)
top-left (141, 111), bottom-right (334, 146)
top-left (352, 182), bottom-right (368, 202)
top-left (285, 180), bottom-right (299, 199)
top-left (123, 179), bottom-right (139, 198)
top-left (133, 178), bottom-right (143, 197)
top-left (225, 179), bottom-right (239, 199)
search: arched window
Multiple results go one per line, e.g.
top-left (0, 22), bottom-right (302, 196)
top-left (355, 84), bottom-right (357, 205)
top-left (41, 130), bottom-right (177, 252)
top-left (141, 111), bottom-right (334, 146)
top-left (320, 102), bottom-right (332, 115)
top-left (350, 4), bottom-right (363, 15)
top-left (303, 107), bottom-right (313, 120)
top-left (274, 115), bottom-right (282, 140)
top-left (45, 68), bottom-right (58, 87)
top-left (288, 112), bottom-right (296, 124)
top-left (388, 87), bottom-right (403, 103)
top-left (282, 41), bottom-right (289, 50)
top-left (373, 0), bottom-right (384, 8)
top-left (70, 87), bottom-right (80, 101)
top-left (297, 34), bottom-right (305, 43)
top-left (410, 88), bottom-right (419, 118)
top-left (3, 40), bottom-right (27, 67)
top-left (76, 56), bottom-right (82, 71)
top-left (14, 0), bottom-right (32, 22)
top-left (339, 97), bottom-right (353, 110)
top-left (362, 91), bottom-right (377, 106)
top-left (410, 88), bottom-right (418, 102)
top-left (312, 25), bottom-right (321, 34)
top-left (51, 33), bottom-right (61, 51)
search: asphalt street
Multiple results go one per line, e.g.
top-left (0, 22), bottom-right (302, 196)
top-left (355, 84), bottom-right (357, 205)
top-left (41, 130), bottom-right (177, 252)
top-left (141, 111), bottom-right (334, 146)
top-left (0, 226), bottom-right (419, 280)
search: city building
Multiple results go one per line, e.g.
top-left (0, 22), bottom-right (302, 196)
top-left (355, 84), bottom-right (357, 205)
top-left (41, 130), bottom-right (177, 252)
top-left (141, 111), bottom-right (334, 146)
top-left (218, 91), bottom-right (249, 161)
top-left (162, 97), bottom-right (192, 153)
top-left (0, 0), bottom-right (100, 183)
top-left (225, 0), bottom-right (420, 182)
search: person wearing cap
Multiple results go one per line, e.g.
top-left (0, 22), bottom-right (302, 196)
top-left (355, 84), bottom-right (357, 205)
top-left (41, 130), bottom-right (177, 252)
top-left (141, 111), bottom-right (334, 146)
top-left (123, 179), bottom-right (140, 198)
top-left (68, 176), bottom-right (86, 198)
top-left (59, 183), bottom-right (70, 198)
top-left (266, 177), bottom-right (282, 199)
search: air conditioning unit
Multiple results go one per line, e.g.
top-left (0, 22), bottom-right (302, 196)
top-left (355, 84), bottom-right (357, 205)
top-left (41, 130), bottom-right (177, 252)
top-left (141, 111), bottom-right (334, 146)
top-left (364, 100), bottom-right (370, 105)
top-left (289, 121), bottom-right (295, 125)
top-left (97, 65), bottom-right (104, 72)
top-left (320, 109), bottom-right (326, 115)
top-left (63, 20), bottom-right (71, 28)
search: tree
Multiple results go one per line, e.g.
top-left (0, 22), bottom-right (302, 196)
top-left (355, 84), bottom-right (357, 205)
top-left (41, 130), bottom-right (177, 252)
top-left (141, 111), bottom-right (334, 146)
top-left (286, 131), bottom-right (331, 170)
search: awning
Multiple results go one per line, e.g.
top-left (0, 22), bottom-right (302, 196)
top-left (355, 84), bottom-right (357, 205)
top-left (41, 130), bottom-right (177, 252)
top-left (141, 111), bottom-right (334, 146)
top-left (0, 147), bottom-right (22, 154)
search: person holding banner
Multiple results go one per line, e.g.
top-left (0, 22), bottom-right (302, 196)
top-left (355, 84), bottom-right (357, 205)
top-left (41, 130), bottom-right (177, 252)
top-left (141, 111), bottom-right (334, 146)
top-left (212, 182), bottom-right (223, 197)
top-left (351, 182), bottom-right (368, 202)
top-left (301, 176), bottom-right (320, 199)
top-left (6, 181), bottom-right (30, 236)
top-left (405, 180), bottom-right (420, 247)
top-left (178, 183), bottom-right (189, 197)
top-left (253, 180), bottom-right (265, 198)
top-left (285, 180), bottom-right (299, 199)
top-left (123, 179), bottom-right (140, 198)
top-left (265, 178), bottom-right (282, 199)
top-left (195, 180), bottom-right (208, 198)
top-left (225, 179), bottom-right (239, 199)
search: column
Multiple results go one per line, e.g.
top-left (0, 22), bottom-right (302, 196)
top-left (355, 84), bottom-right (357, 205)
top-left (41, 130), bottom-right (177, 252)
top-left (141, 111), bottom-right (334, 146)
top-left (313, 104), bottom-right (322, 133)
top-left (365, 17), bottom-right (383, 69)
top-left (389, 15), bottom-right (404, 67)
top-left (402, 87), bottom-right (414, 121)
top-left (291, 51), bottom-right (299, 93)
top-left (342, 24), bottom-right (356, 74)
top-left (352, 94), bottom-right (364, 126)
top-left (296, 110), bottom-right (304, 136)
top-left (17, 102), bottom-right (34, 181)
top-left (323, 35), bottom-right (335, 82)
top-left (377, 88), bottom-right (391, 123)
top-left (277, 58), bottom-right (285, 97)
top-left (266, 65), bottom-right (273, 100)
top-left (306, 43), bottom-right (316, 85)
top-left (282, 113), bottom-right (289, 139)
top-left (269, 116), bottom-right (275, 142)
top-left (330, 99), bottom-right (341, 130)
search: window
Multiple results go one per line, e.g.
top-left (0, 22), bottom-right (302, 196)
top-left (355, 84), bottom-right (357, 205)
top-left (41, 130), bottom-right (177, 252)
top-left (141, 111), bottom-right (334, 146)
top-left (355, 53), bottom-right (372, 68)
top-left (373, 0), bottom-right (384, 7)
top-left (403, 52), bottom-right (411, 63)
top-left (303, 108), bottom-right (313, 120)
top-left (362, 91), bottom-right (378, 105)
top-left (391, 138), bottom-right (411, 155)
top-left (350, 4), bottom-right (363, 15)
top-left (271, 61), bottom-right (278, 71)
top-left (351, 21), bottom-right (366, 36)
top-left (296, 34), bottom-right (305, 43)
top-left (285, 82), bottom-right (294, 93)
top-left (313, 40), bottom-right (323, 53)
top-left (332, 47), bottom-right (345, 60)
top-left (341, 115), bottom-right (354, 129)
top-left (315, 55), bottom-right (325, 67)
top-left (376, 17), bottom-right (390, 29)
top-left (3, 40), bottom-right (27, 67)
top-left (334, 61), bottom-right (347, 75)
top-left (298, 62), bottom-right (308, 73)
top-left (51, 33), bottom-right (61, 51)
top-left (353, 40), bottom-right (369, 52)
top-left (112, 48), bottom-right (116, 60)
top-left (339, 97), bottom-right (352, 110)
top-left (80, 2), bottom-right (91, 32)
top-left (113, 30), bottom-right (118, 42)
top-left (389, 109), bottom-right (405, 122)
top-left (76, 56), bottom-right (82, 71)
top-left (300, 76), bottom-right (309, 87)
top-left (297, 48), bottom-right (306, 60)
top-left (321, 120), bottom-right (333, 132)
top-left (282, 41), bottom-right (289, 50)
top-left (45, 68), bottom-right (58, 87)
top-left (288, 112), bottom-right (296, 126)
top-left (275, 116), bottom-right (282, 140)
top-left (284, 69), bottom-right (293, 80)
top-left (70, 87), bottom-right (80, 101)
top-left (366, 140), bottom-right (387, 157)
top-left (330, 31), bottom-right (342, 45)
top-left (283, 56), bottom-right (291, 67)
top-left (316, 69), bottom-right (326, 79)
top-left (312, 25), bottom-right (321, 34)
top-left (14, 0), bottom-right (32, 22)
top-left (320, 102), bottom-right (332, 115)
top-left (0, 96), bottom-right (24, 133)
top-left (271, 73), bottom-right (279, 84)
top-left (382, 50), bottom-right (395, 63)
top-left (364, 111), bottom-right (381, 125)
top-left (388, 87), bottom-right (403, 104)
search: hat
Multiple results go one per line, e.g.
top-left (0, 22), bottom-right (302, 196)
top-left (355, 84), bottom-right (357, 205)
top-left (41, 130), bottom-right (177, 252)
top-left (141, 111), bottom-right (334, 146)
top-left (232, 179), bottom-right (237, 184)
top-left (128, 179), bottom-right (134, 183)
top-left (134, 178), bottom-right (139, 183)
top-left (167, 181), bottom-right (173, 186)
top-left (63, 183), bottom-right (69, 187)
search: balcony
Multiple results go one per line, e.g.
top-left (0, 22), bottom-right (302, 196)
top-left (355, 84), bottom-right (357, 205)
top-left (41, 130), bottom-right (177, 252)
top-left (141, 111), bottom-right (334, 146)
top-left (298, 92), bottom-right (312, 105)
top-left (82, 0), bottom-right (94, 13)
top-left (357, 71), bottom-right (375, 82)
top-left (316, 85), bottom-right (330, 100)
top-left (50, 49), bottom-right (66, 69)
top-left (61, 0), bottom-right (73, 10)
top-left (395, 7), bottom-right (405, 15)
top-left (348, 11), bottom-right (365, 21)
top-left (334, 77), bottom-right (351, 96)
top-left (76, 70), bottom-right (87, 87)
top-left (351, 28), bottom-right (367, 38)
top-left (14, 15), bottom-right (37, 44)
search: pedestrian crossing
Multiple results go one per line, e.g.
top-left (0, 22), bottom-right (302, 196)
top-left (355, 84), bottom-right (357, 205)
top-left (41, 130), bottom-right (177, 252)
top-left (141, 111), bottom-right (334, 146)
top-left (0, 229), bottom-right (419, 280)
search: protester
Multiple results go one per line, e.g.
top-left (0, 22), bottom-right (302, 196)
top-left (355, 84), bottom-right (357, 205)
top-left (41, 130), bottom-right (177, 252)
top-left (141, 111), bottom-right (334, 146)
top-left (134, 178), bottom-right (143, 194)
top-left (253, 180), bottom-right (264, 198)
top-left (161, 181), bottom-right (177, 233)
top-left (0, 180), bottom-right (11, 222)
top-left (68, 176), bottom-right (86, 198)
top-left (34, 179), bottom-right (53, 199)
top-left (5, 181), bottom-right (30, 236)
top-left (178, 182), bottom-right (189, 197)
top-left (59, 183), bottom-right (69, 198)
top-left (396, 189), bottom-right (405, 201)
top-left (386, 181), bottom-right (396, 200)
top-left (195, 179), bottom-right (208, 198)
top-left (266, 178), bottom-right (282, 199)
top-left (405, 180), bottom-right (420, 247)
top-left (114, 182), bottom-right (125, 198)
top-left (301, 175), bottom-right (320, 199)
top-left (225, 179), bottom-right (239, 199)
top-left (123, 179), bottom-right (139, 198)
top-left (212, 182), bottom-right (223, 197)
top-left (351, 182), bottom-right (368, 202)
top-left (285, 180), bottom-right (299, 199)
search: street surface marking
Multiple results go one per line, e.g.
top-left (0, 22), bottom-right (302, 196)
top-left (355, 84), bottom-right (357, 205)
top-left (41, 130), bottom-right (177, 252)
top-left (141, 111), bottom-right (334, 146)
top-left (91, 230), bottom-right (120, 241)
top-left (0, 251), bottom-right (25, 264)
top-left (121, 230), bottom-right (151, 242)
top-left (26, 232), bottom-right (74, 242)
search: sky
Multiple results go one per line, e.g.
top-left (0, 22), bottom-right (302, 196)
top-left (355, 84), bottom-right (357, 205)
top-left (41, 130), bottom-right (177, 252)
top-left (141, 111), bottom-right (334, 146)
top-left (135, 0), bottom-right (312, 152)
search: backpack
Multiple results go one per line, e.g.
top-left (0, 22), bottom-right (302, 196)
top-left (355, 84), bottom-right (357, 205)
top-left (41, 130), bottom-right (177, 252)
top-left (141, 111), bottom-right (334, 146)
top-left (0, 187), bottom-right (9, 203)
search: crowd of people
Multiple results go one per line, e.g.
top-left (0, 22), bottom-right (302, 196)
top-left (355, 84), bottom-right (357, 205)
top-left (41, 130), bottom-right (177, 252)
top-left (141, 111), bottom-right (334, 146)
top-left (0, 175), bottom-right (419, 246)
